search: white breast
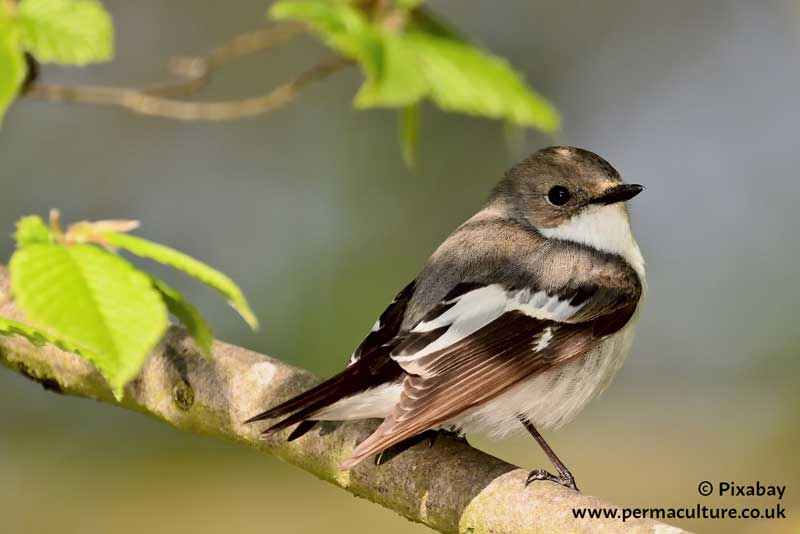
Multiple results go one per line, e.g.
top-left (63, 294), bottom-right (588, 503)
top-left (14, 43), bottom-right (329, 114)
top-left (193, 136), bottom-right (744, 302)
top-left (539, 203), bottom-right (645, 279)
top-left (450, 310), bottom-right (640, 437)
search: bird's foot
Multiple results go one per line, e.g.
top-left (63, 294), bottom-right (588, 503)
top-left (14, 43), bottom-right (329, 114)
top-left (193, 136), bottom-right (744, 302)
top-left (525, 469), bottom-right (579, 492)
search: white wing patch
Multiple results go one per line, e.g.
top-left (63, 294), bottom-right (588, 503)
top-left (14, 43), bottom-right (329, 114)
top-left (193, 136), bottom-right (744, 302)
top-left (349, 319), bottom-right (382, 365)
top-left (532, 326), bottom-right (554, 352)
top-left (392, 284), bottom-right (583, 363)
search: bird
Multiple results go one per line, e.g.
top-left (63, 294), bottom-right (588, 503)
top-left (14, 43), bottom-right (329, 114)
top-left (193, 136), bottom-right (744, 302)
top-left (246, 146), bottom-right (645, 491)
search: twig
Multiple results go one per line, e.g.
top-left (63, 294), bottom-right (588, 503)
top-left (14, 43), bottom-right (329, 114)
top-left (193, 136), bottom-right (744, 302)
top-left (22, 24), bottom-right (352, 121)
top-left (0, 266), bottom-right (688, 534)
top-left (140, 23), bottom-right (306, 98)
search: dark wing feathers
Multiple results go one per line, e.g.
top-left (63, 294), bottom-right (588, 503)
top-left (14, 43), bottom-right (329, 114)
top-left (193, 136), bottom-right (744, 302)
top-left (245, 281), bottom-right (416, 435)
top-left (340, 270), bottom-right (641, 467)
top-left (341, 312), bottom-right (596, 468)
top-left (593, 301), bottom-right (639, 337)
top-left (350, 280), bottom-right (416, 364)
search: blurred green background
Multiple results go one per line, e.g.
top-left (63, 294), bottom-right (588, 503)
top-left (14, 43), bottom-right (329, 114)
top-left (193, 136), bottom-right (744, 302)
top-left (1, 1), bottom-right (799, 533)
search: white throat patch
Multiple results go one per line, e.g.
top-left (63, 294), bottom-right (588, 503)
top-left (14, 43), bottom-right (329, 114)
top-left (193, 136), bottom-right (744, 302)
top-left (539, 204), bottom-right (645, 277)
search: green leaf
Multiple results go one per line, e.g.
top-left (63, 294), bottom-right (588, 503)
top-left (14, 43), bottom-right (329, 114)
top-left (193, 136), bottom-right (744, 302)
top-left (271, 0), bottom-right (383, 78)
top-left (150, 276), bottom-right (213, 360)
top-left (0, 25), bottom-right (25, 124)
top-left (272, 2), bottom-right (425, 108)
top-left (397, 0), bottom-right (425, 10)
top-left (271, 0), bottom-right (367, 39)
top-left (0, 315), bottom-right (49, 347)
top-left (399, 103), bottom-right (419, 168)
top-left (9, 244), bottom-right (168, 394)
top-left (0, 314), bottom-right (86, 353)
top-left (406, 7), bottom-right (463, 40)
top-left (272, 1), bottom-right (560, 134)
top-left (15, 215), bottom-right (54, 247)
top-left (407, 32), bottom-right (560, 133)
top-left (17, 0), bottom-right (113, 65)
top-left (354, 33), bottom-right (427, 108)
top-left (102, 232), bottom-right (258, 330)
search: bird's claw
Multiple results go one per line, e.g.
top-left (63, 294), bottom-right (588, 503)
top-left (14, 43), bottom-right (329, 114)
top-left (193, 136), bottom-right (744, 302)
top-left (525, 469), bottom-right (579, 491)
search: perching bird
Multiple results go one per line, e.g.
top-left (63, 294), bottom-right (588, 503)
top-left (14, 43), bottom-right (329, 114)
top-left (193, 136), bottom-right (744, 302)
top-left (247, 146), bottom-right (645, 491)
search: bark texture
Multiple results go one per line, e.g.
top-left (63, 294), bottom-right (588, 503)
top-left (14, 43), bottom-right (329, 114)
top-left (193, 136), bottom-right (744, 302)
top-left (0, 267), bottom-right (688, 534)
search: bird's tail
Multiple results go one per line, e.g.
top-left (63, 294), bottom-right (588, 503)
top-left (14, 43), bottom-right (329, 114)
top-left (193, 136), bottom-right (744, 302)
top-left (244, 353), bottom-right (402, 439)
top-left (244, 370), bottom-right (358, 436)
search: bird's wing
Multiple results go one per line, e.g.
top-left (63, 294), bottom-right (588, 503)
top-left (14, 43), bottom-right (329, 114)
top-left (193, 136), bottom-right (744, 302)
top-left (340, 278), bottom-right (640, 468)
top-left (245, 281), bottom-right (417, 434)
top-left (348, 280), bottom-right (417, 365)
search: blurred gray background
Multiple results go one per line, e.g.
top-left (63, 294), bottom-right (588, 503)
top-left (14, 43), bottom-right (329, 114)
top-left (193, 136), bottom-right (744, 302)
top-left (1, 1), bottom-right (798, 533)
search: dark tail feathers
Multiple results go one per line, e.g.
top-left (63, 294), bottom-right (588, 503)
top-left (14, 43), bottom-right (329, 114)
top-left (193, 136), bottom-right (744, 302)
top-left (244, 351), bottom-right (403, 438)
top-left (244, 371), bottom-right (355, 436)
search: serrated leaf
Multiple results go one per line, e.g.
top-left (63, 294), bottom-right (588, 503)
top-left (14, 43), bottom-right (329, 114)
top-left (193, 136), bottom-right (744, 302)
top-left (0, 314), bottom-right (87, 353)
top-left (354, 33), bottom-right (427, 108)
top-left (9, 244), bottom-right (168, 394)
top-left (272, 1), bottom-right (417, 108)
top-left (271, 0), bottom-right (383, 78)
top-left (399, 103), bottom-right (419, 168)
top-left (150, 276), bottom-right (213, 360)
top-left (273, 1), bottom-right (560, 134)
top-left (406, 7), bottom-right (464, 41)
top-left (102, 232), bottom-right (258, 330)
top-left (17, 0), bottom-right (113, 65)
top-left (271, 0), bottom-right (367, 39)
top-left (407, 32), bottom-right (560, 133)
top-left (15, 215), bottom-right (54, 247)
top-left (0, 25), bottom-right (25, 125)
top-left (0, 315), bottom-right (49, 347)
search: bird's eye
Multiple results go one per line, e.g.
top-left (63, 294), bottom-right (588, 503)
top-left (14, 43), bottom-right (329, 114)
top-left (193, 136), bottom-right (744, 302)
top-left (547, 185), bottom-right (571, 206)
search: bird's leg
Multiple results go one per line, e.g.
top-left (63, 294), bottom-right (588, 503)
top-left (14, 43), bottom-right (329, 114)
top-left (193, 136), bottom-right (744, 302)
top-left (518, 415), bottom-right (579, 492)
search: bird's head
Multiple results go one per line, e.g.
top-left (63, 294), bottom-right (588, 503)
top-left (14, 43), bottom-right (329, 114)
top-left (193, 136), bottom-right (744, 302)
top-left (492, 146), bottom-right (643, 230)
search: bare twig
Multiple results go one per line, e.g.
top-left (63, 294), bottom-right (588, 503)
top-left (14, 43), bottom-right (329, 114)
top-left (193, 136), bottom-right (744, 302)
top-left (22, 24), bottom-right (353, 121)
top-left (140, 23), bottom-right (306, 98)
top-left (0, 267), bottom-right (688, 534)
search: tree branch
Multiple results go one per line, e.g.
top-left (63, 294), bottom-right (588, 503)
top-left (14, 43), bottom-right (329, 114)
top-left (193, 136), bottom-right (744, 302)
top-left (22, 24), bottom-right (353, 121)
top-left (0, 267), bottom-right (687, 534)
top-left (140, 24), bottom-right (307, 98)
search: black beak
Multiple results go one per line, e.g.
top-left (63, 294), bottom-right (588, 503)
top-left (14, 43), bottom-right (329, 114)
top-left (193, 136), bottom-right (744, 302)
top-left (592, 183), bottom-right (644, 205)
